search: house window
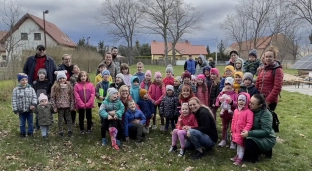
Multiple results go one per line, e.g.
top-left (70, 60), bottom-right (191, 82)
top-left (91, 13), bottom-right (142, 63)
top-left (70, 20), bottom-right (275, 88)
top-left (21, 33), bottom-right (28, 40)
top-left (34, 33), bottom-right (41, 40)
top-left (2, 55), bottom-right (6, 61)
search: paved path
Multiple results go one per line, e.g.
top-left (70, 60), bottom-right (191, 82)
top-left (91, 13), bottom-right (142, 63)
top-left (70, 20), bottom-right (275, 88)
top-left (282, 85), bottom-right (312, 96)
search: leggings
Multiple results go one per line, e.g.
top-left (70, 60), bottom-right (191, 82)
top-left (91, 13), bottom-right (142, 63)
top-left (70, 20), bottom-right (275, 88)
top-left (153, 104), bottom-right (164, 126)
top-left (221, 117), bottom-right (232, 141)
top-left (78, 108), bottom-right (92, 131)
top-left (243, 139), bottom-right (261, 162)
top-left (165, 118), bottom-right (176, 131)
top-left (172, 129), bottom-right (187, 149)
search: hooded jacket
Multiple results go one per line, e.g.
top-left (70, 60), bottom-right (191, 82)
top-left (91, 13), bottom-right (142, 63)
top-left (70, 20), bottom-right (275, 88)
top-left (195, 55), bottom-right (208, 76)
top-left (137, 98), bottom-right (154, 118)
top-left (99, 94), bottom-right (125, 120)
top-left (148, 81), bottom-right (165, 105)
top-left (159, 93), bottom-right (179, 119)
top-left (130, 76), bottom-right (141, 103)
top-left (196, 84), bottom-right (209, 106)
top-left (239, 83), bottom-right (259, 97)
top-left (231, 93), bottom-right (254, 147)
top-left (12, 84), bottom-right (37, 113)
top-left (140, 78), bottom-right (152, 90)
top-left (34, 104), bottom-right (53, 126)
top-left (124, 108), bottom-right (146, 137)
top-left (134, 72), bottom-right (145, 84)
top-left (215, 89), bottom-right (238, 119)
top-left (74, 82), bottom-right (95, 109)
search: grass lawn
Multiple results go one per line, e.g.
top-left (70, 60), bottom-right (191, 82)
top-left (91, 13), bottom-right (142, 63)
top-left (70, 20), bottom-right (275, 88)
top-left (0, 65), bottom-right (310, 170)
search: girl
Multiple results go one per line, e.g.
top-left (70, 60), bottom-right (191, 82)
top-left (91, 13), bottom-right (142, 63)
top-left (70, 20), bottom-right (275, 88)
top-left (148, 71), bottom-right (165, 131)
top-left (234, 58), bottom-right (244, 72)
top-left (215, 77), bottom-right (238, 149)
top-left (74, 71), bottom-right (95, 134)
top-left (220, 65), bottom-right (235, 91)
top-left (203, 66), bottom-right (212, 89)
top-left (196, 74), bottom-right (209, 106)
top-left (110, 73), bottom-right (125, 90)
top-left (140, 70), bottom-right (152, 91)
top-left (51, 70), bottom-right (75, 137)
top-left (233, 71), bottom-right (243, 93)
top-left (34, 93), bottom-right (53, 138)
top-left (191, 75), bottom-right (196, 87)
top-left (208, 68), bottom-right (221, 120)
top-left (163, 64), bottom-right (174, 87)
top-left (168, 103), bottom-right (198, 157)
top-left (120, 63), bottom-right (132, 87)
top-left (70, 64), bottom-right (80, 86)
top-left (179, 85), bottom-right (195, 105)
top-left (230, 93), bottom-right (254, 165)
top-left (173, 76), bottom-right (182, 97)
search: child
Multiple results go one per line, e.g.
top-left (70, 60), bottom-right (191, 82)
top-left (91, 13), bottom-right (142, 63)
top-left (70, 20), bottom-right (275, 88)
top-left (203, 66), bottom-right (212, 89)
top-left (130, 76), bottom-right (141, 103)
top-left (99, 88), bottom-right (125, 150)
top-left (95, 70), bottom-right (111, 107)
top-left (34, 93), bottom-right (53, 138)
top-left (140, 70), bottom-right (152, 90)
top-left (234, 58), bottom-right (244, 72)
top-left (12, 73), bottom-right (37, 137)
top-left (243, 49), bottom-right (261, 76)
top-left (208, 68), bottom-right (221, 119)
top-left (137, 89), bottom-right (154, 133)
top-left (168, 103), bottom-right (198, 157)
top-left (148, 71), bottom-right (165, 130)
top-left (178, 71), bottom-right (196, 94)
top-left (191, 75), bottom-right (196, 87)
top-left (173, 76), bottom-right (182, 97)
top-left (179, 84), bottom-right (195, 105)
top-left (51, 70), bottom-right (75, 137)
top-left (163, 64), bottom-right (174, 87)
top-left (134, 62), bottom-right (145, 84)
top-left (220, 65), bottom-right (235, 91)
top-left (70, 64), bottom-right (80, 86)
top-left (215, 77), bottom-right (238, 148)
top-left (230, 93), bottom-right (254, 165)
top-left (233, 71), bottom-right (243, 93)
top-left (120, 63), bottom-right (132, 87)
top-left (74, 71), bottom-right (95, 134)
top-left (239, 72), bottom-right (259, 97)
top-left (159, 85), bottom-right (179, 131)
top-left (196, 74), bottom-right (209, 106)
top-left (110, 73), bottom-right (125, 90)
top-left (124, 100), bottom-right (147, 145)
top-left (95, 63), bottom-right (112, 85)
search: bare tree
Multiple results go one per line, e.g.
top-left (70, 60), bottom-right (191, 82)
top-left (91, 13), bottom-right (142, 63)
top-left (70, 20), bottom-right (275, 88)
top-left (97, 0), bottom-right (142, 65)
top-left (287, 0), bottom-right (312, 26)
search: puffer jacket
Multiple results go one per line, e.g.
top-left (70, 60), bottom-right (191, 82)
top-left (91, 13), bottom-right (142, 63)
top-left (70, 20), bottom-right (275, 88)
top-left (12, 84), bottom-right (37, 113)
top-left (196, 85), bottom-right (209, 106)
top-left (239, 83), bottom-right (259, 97)
top-left (163, 76), bottom-right (174, 87)
top-left (148, 81), bottom-right (165, 105)
top-left (137, 98), bottom-right (154, 118)
top-left (243, 59), bottom-right (261, 76)
top-left (195, 55), bottom-right (208, 76)
top-left (215, 89), bottom-right (238, 119)
top-left (231, 93), bottom-right (254, 147)
top-left (130, 76), bottom-right (141, 103)
top-left (99, 96), bottom-right (125, 120)
top-left (124, 108), bottom-right (146, 137)
top-left (176, 113), bottom-right (198, 130)
top-left (50, 82), bottom-right (74, 111)
top-left (74, 82), bottom-right (95, 109)
top-left (140, 79), bottom-right (152, 90)
top-left (208, 81), bottom-right (220, 108)
top-left (34, 104), bottom-right (53, 126)
top-left (159, 94), bottom-right (179, 119)
top-left (256, 61), bottom-right (283, 104)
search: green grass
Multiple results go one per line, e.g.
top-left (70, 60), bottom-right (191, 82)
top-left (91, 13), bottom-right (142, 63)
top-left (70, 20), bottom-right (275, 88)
top-left (0, 65), bottom-right (310, 170)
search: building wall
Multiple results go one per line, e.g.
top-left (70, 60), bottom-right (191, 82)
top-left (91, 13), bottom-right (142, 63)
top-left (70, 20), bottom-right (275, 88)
top-left (152, 54), bottom-right (204, 60)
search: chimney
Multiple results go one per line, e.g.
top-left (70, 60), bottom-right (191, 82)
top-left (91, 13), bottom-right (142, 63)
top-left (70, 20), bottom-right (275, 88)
top-left (153, 40), bottom-right (156, 43)
top-left (185, 40), bottom-right (189, 43)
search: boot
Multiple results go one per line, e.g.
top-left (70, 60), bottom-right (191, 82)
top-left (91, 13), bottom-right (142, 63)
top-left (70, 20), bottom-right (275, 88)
top-left (109, 127), bottom-right (119, 150)
top-left (102, 138), bottom-right (107, 146)
top-left (20, 132), bottom-right (26, 138)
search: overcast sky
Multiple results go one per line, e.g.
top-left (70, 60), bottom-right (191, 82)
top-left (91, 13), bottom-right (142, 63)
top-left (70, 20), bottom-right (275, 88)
top-left (18, 0), bottom-right (239, 51)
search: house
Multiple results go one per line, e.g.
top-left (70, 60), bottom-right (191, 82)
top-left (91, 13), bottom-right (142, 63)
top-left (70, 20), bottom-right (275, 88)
top-left (0, 31), bottom-right (7, 66)
top-left (151, 40), bottom-right (208, 61)
top-left (0, 13), bottom-right (76, 61)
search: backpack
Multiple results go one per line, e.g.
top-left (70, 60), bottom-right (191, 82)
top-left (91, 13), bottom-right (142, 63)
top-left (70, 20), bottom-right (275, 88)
top-left (259, 109), bottom-right (280, 132)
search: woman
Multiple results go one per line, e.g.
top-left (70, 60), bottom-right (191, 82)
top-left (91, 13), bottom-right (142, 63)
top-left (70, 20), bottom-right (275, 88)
top-left (185, 97), bottom-right (218, 160)
top-left (241, 94), bottom-right (276, 163)
top-left (255, 46), bottom-right (283, 111)
top-left (208, 57), bottom-right (215, 68)
top-left (195, 55), bottom-right (208, 76)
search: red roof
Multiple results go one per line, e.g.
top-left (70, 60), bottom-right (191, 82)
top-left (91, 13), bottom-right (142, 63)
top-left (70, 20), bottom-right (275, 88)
top-left (0, 31), bottom-right (7, 52)
top-left (151, 40), bottom-right (208, 55)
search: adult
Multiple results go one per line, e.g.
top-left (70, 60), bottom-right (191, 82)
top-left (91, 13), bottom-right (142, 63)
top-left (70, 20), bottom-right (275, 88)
top-left (185, 97), bottom-right (218, 160)
top-left (255, 46), bottom-right (283, 111)
top-left (23, 45), bottom-right (57, 85)
top-left (208, 57), bottom-right (215, 68)
top-left (103, 52), bottom-right (117, 82)
top-left (228, 50), bottom-right (244, 67)
top-left (111, 47), bottom-right (121, 74)
top-left (241, 94), bottom-right (276, 163)
top-left (195, 55), bottom-right (208, 76)
top-left (184, 54), bottom-right (196, 75)
top-left (58, 54), bottom-right (73, 81)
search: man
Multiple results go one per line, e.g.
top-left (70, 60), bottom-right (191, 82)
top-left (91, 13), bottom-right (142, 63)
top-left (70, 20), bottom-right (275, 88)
top-left (111, 47), bottom-right (121, 74)
top-left (184, 54), bottom-right (196, 75)
top-left (23, 45), bottom-right (57, 85)
top-left (58, 54), bottom-right (73, 81)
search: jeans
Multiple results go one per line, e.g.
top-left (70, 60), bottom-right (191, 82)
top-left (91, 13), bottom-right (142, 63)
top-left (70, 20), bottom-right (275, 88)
top-left (185, 129), bottom-right (216, 150)
top-left (19, 112), bottom-right (33, 134)
top-left (40, 126), bottom-right (49, 136)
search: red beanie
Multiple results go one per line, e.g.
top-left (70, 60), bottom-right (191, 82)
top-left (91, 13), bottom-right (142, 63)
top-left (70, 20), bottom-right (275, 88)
top-left (182, 71), bottom-right (191, 79)
top-left (196, 74), bottom-right (206, 81)
top-left (210, 68), bottom-right (219, 76)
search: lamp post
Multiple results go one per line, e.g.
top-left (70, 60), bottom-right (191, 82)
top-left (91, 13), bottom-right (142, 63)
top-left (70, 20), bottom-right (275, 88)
top-left (43, 10), bottom-right (49, 48)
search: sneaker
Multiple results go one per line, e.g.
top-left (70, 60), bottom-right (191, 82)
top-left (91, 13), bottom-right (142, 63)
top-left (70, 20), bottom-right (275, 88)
top-left (68, 131), bottom-right (73, 137)
top-left (192, 151), bottom-right (204, 160)
top-left (160, 125), bottom-right (165, 131)
top-left (218, 140), bottom-right (226, 147)
top-left (230, 155), bottom-right (238, 162)
top-left (230, 142), bottom-right (236, 149)
top-left (146, 127), bottom-right (150, 134)
top-left (27, 132), bottom-right (33, 137)
top-left (178, 149), bottom-right (186, 157)
top-left (86, 130), bottom-right (91, 134)
top-left (20, 132), bottom-right (26, 138)
top-left (233, 158), bottom-right (243, 165)
top-left (101, 138), bottom-right (107, 146)
top-left (168, 146), bottom-right (177, 153)
top-left (81, 130), bottom-right (85, 134)
top-left (152, 125), bottom-right (157, 130)
top-left (59, 132), bottom-right (64, 136)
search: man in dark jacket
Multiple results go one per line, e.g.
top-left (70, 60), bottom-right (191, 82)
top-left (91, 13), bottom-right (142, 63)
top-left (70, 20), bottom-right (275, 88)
top-left (23, 45), bottom-right (57, 85)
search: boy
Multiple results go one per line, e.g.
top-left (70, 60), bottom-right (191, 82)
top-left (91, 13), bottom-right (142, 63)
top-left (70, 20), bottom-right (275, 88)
top-left (243, 49), bottom-right (261, 76)
top-left (134, 62), bottom-right (145, 84)
top-left (239, 72), bottom-right (259, 97)
top-left (233, 71), bottom-right (243, 93)
top-left (95, 70), bottom-right (112, 107)
top-left (130, 76), bottom-right (141, 103)
top-left (95, 63), bottom-right (112, 86)
top-left (137, 89), bottom-right (154, 133)
top-left (12, 73), bottom-right (37, 137)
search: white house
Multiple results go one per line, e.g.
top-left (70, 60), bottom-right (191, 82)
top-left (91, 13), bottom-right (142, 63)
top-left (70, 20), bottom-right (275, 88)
top-left (0, 13), bottom-right (76, 61)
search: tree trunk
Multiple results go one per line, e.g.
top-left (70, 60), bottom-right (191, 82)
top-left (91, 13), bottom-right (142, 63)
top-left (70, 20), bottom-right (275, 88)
top-left (172, 44), bottom-right (176, 66)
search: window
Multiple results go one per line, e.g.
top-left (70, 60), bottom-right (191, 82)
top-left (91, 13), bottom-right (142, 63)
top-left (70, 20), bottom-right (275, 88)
top-left (34, 33), bottom-right (41, 40)
top-left (21, 33), bottom-right (28, 40)
top-left (2, 55), bottom-right (6, 61)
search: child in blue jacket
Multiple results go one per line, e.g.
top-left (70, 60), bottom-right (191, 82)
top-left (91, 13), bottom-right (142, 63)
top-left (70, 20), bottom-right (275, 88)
top-left (137, 89), bottom-right (154, 133)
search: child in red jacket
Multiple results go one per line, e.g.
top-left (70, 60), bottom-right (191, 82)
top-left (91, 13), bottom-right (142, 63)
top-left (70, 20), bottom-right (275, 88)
top-left (195, 74), bottom-right (209, 106)
top-left (163, 64), bottom-right (174, 87)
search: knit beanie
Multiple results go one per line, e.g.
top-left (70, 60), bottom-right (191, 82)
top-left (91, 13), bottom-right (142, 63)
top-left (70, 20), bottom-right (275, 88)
top-left (243, 72), bottom-right (253, 81)
top-left (102, 69), bottom-right (110, 76)
top-left (196, 74), bottom-right (206, 81)
top-left (154, 71), bottom-right (162, 78)
top-left (210, 68), bottom-right (219, 76)
top-left (145, 70), bottom-right (152, 77)
top-left (56, 70), bottom-right (67, 80)
top-left (17, 73), bottom-right (28, 82)
top-left (238, 94), bottom-right (247, 102)
top-left (224, 65), bottom-right (235, 73)
top-left (37, 68), bottom-right (47, 76)
top-left (174, 76), bottom-right (182, 83)
top-left (191, 75), bottom-right (196, 80)
top-left (249, 49), bottom-right (257, 58)
top-left (203, 66), bottom-right (211, 74)
top-left (234, 71), bottom-right (244, 79)
top-left (166, 64), bottom-right (174, 74)
top-left (107, 88), bottom-right (118, 97)
top-left (235, 58), bottom-right (243, 64)
top-left (139, 89), bottom-right (147, 98)
top-left (166, 85), bottom-right (174, 91)
top-left (116, 73), bottom-right (124, 81)
top-left (182, 71), bottom-right (191, 79)
top-left (38, 93), bottom-right (48, 102)
top-left (225, 77), bottom-right (234, 86)
top-left (230, 50), bottom-right (238, 56)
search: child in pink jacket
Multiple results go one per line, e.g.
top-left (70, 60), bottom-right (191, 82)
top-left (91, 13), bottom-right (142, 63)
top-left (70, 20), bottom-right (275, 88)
top-left (230, 93), bottom-right (254, 165)
top-left (196, 74), bottom-right (209, 106)
top-left (74, 71), bottom-right (95, 134)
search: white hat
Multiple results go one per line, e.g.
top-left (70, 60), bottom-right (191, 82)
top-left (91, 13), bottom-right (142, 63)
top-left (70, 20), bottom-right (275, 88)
top-left (116, 73), bottom-right (124, 81)
top-left (166, 85), bottom-right (174, 91)
top-left (225, 77), bottom-right (234, 86)
top-left (56, 70), bottom-right (67, 80)
top-left (107, 88), bottom-right (118, 97)
top-left (38, 93), bottom-right (48, 102)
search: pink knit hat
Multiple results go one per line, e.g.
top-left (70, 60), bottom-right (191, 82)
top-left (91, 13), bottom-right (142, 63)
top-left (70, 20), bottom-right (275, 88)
top-left (196, 74), bottom-right (206, 81)
top-left (154, 71), bottom-right (162, 78)
top-left (210, 68), bottom-right (219, 76)
top-left (145, 70), bottom-right (152, 77)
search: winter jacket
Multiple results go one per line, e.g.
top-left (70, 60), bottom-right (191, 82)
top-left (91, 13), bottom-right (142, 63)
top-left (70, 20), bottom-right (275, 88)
top-left (205, 76), bottom-right (212, 91)
top-left (124, 108), bottom-right (146, 137)
top-left (256, 61), bottom-right (283, 104)
top-left (23, 55), bottom-right (57, 85)
top-left (110, 81), bottom-right (125, 90)
top-left (193, 107), bottom-right (218, 143)
top-left (104, 61), bottom-right (117, 82)
top-left (184, 59), bottom-right (196, 75)
top-left (50, 82), bottom-right (74, 111)
top-left (32, 79), bottom-right (52, 98)
top-left (163, 76), bottom-right (174, 87)
top-left (215, 90), bottom-right (238, 120)
top-left (243, 59), bottom-right (261, 76)
top-left (34, 104), bottom-right (53, 126)
top-left (140, 79), bottom-right (152, 91)
top-left (209, 61), bottom-right (215, 68)
top-left (95, 80), bottom-right (111, 103)
top-left (177, 83), bottom-right (197, 94)
top-left (159, 94), bottom-right (179, 119)
top-left (231, 93), bottom-right (254, 147)
top-left (247, 108), bottom-right (276, 152)
top-left (148, 82), bottom-right (165, 105)
top-left (99, 97), bottom-right (125, 120)
top-left (134, 72), bottom-right (145, 84)
top-left (123, 74), bottom-right (132, 87)
top-left (113, 57), bottom-right (121, 75)
top-left (176, 113), bottom-right (198, 130)
top-left (137, 98), bottom-right (154, 118)
top-left (208, 81), bottom-right (220, 108)
top-left (195, 55), bottom-right (208, 76)
top-left (219, 77), bottom-right (226, 92)
top-left (58, 64), bottom-right (73, 80)
top-left (94, 73), bottom-right (113, 86)
top-left (239, 83), bottom-right (259, 97)
top-left (174, 85), bottom-right (180, 97)
top-left (74, 82), bottom-right (95, 109)
top-left (12, 84), bottom-right (37, 113)
top-left (130, 76), bottom-right (141, 103)
top-left (196, 85), bottom-right (209, 106)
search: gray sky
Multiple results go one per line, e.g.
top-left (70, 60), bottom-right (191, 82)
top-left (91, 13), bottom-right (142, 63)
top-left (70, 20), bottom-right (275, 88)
top-left (18, 0), bottom-right (239, 51)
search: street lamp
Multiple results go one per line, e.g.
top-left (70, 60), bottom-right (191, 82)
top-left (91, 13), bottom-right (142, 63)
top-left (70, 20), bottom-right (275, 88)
top-left (43, 10), bottom-right (49, 48)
